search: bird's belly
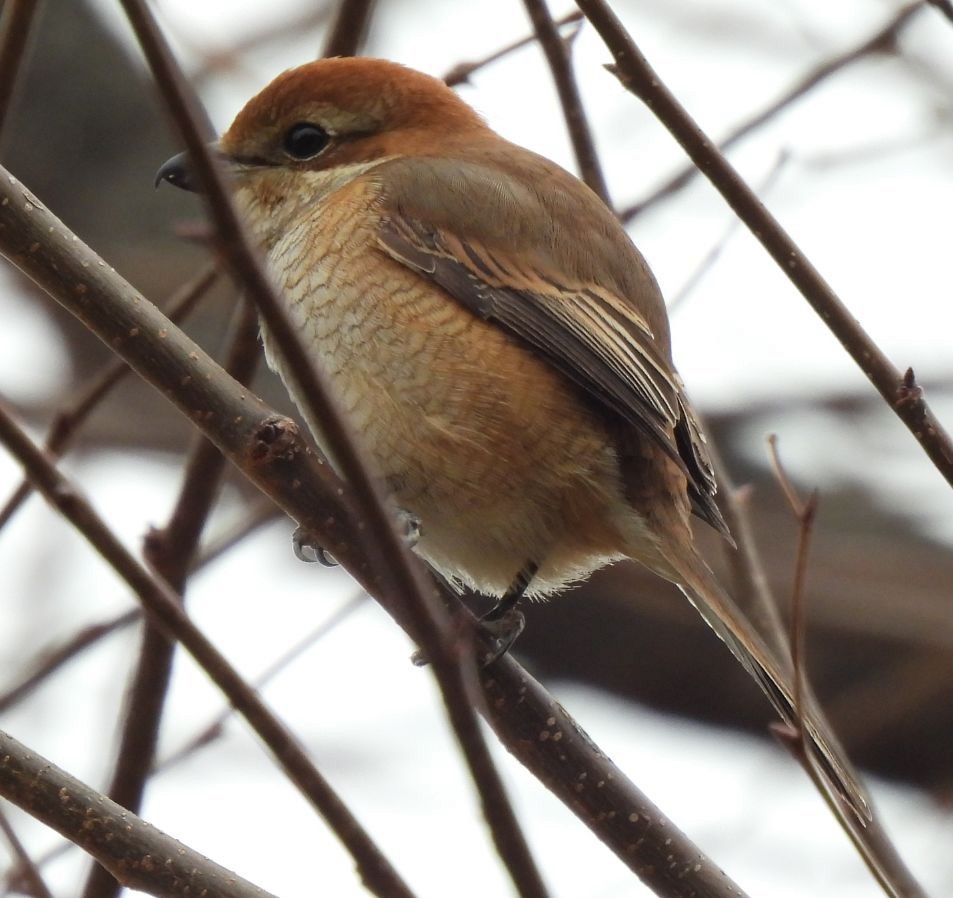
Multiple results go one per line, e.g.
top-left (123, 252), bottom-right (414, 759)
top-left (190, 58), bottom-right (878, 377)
top-left (262, 198), bottom-right (645, 597)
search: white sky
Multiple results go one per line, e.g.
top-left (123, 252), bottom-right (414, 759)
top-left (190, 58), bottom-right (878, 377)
top-left (3, 1), bottom-right (953, 895)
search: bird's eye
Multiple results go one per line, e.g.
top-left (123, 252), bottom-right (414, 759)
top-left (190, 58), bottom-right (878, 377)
top-left (282, 123), bottom-right (330, 160)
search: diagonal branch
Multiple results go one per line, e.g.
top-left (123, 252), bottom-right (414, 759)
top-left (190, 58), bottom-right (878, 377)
top-left (444, 11), bottom-right (583, 86)
top-left (0, 730), bottom-right (278, 898)
top-left (521, 0), bottom-right (610, 203)
top-left (79, 300), bottom-right (260, 898)
top-left (0, 261), bottom-right (220, 532)
top-left (578, 0), bottom-right (953, 491)
top-left (0, 803), bottom-right (55, 898)
top-left (0, 396), bottom-right (418, 898)
top-left (619, 1), bottom-right (925, 221)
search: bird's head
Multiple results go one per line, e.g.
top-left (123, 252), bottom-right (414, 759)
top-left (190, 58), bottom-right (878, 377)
top-left (156, 58), bottom-right (490, 235)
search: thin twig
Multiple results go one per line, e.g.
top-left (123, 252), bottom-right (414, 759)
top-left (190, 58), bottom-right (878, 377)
top-left (0, 731), bottom-right (278, 898)
top-left (0, 611), bottom-right (138, 714)
top-left (116, 5), bottom-right (550, 895)
top-left (2, 595), bottom-right (368, 884)
top-left (0, 401), bottom-right (417, 898)
top-left (80, 301), bottom-right (259, 898)
top-left (0, 499), bottom-right (275, 716)
top-left (927, 0), bottom-right (953, 25)
top-left (766, 436), bottom-right (921, 898)
top-left (580, 0), bottom-right (953, 492)
top-left (0, 0), bottom-right (38, 138)
top-left (0, 804), bottom-right (55, 898)
top-left (443, 10), bottom-right (583, 86)
top-left (521, 0), bottom-right (610, 203)
top-left (0, 260), bottom-right (220, 533)
top-left (620, 2), bottom-right (925, 221)
top-left (157, 592), bottom-right (366, 772)
top-left (322, 0), bottom-right (378, 58)
top-left (668, 149), bottom-right (789, 313)
top-left (704, 439), bottom-right (790, 662)
top-left (765, 435), bottom-right (818, 728)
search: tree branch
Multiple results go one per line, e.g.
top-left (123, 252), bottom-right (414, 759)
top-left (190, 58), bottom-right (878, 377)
top-left (0, 730), bottom-right (278, 898)
top-left (0, 261), bottom-right (219, 533)
top-left (322, 0), bottom-right (378, 58)
top-left (578, 0), bottom-right (953, 491)
top-left (521, 0), bottom-right (610, 203)
top-left (619, 2), bottom-right (925, 221)
top-left (80, 300), bottom-right (260, 898)
top-left (0, 396), bottom-right (418, 898)
top-left (443, 11), bottom-right (583, 87)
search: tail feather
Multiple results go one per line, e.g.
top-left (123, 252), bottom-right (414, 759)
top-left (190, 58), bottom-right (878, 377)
top-left (673, 555), bottom-right (871, 824)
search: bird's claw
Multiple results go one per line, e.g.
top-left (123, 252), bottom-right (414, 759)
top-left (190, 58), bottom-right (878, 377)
top-left (292, 526), bottom-right (339, 566)
top-left (410, 607), bottom-right (526, 668)
top-left (292, 509), bottom-right (420, 567)
top-left (477, 607), bottom-right (526, 665)
top-left (396, 507), bottom-right (422, 550)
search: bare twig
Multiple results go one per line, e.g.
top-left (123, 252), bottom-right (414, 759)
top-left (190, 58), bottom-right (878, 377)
top-left (157, 592), bottom-right (366, 772)
top-left (443, 10), bottom-right (583, 87)
top-left (0, 610), bottom-right (138, 714)
top-left (521, 0), bottom-right (610, 203)
top-left (620, 2), bottom-right (925, 221)
top-left (668, 150), bottom-right (789, 313)
top-left (0, 402), bottom-right (417, 898)
top-left (80, 301), bottom-right (259, 898)
top-left (766, 436), bottom-right (925, 898)
top-left (0, 804), bottom-right (55, 898)
top-left (0, 498), bottom-right (274, 717)
top-left (2, 594), bottom-right (368, 884)
top-left (0, 167), bottom-right (752, 898)
top-left (0, 730), bottom-right (277, 898)
top-left (0, 0), bottom-right (38, 137)
top-left (322, 0), bottom-right (378, 58)
top-left (190, 4), bottom-right (335, 84)
top-left (580, 0), bottom-right (953, 491)
top-left (116, 4), bottom-right (550, 895)
top-left (0, 260), bottom-right (220, 532)
top-left (927, 0), bottom-right (953, 25)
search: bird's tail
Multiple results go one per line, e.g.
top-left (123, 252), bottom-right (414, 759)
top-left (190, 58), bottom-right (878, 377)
top-left (669, 549), bottom-right (871, 824)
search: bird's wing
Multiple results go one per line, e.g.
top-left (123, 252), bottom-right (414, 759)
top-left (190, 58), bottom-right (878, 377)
top-left (376, 205), bottom-right (728, 537)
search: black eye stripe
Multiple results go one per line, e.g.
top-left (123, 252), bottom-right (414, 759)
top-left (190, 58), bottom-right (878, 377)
top-left (283, 122), bottom-right (330, 160)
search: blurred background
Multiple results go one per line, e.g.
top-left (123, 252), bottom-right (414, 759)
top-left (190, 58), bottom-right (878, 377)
top-left (1, 0), bottom-right (953, 895)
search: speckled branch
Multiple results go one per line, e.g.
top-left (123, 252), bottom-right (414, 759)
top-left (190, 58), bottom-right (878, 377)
top-left (0, 729), bottom-right (278, 898)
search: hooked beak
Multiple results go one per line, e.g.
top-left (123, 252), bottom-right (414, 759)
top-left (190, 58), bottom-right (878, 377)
top-left (155, 144), bottom-right (235, 193)
top-left (154, 150), bottom-right (198, 192)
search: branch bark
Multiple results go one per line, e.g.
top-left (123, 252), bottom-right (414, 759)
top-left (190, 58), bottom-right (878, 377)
top-left (0, 730), bottom-right (279, 898)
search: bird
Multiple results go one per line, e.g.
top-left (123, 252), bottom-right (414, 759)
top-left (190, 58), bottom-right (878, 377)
top-left (156, 56), bottom-right (868, 819)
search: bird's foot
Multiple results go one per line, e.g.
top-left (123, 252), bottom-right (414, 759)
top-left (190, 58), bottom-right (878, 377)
top-left (410, 607), bottom-right (526, 668)
top-left (476, 607), bottom-right (526, 665)
top-left (292, 507), bottom-right (421, 566)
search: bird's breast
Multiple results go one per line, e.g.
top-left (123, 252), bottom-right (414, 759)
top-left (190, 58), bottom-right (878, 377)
top-left (255, 173), bottom-right (639, 595)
